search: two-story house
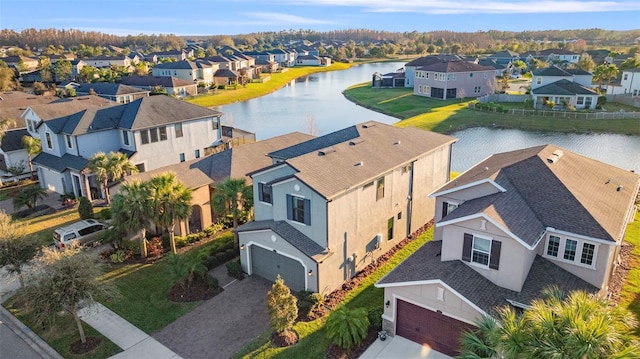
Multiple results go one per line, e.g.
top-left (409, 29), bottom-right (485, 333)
top-left (120, 76), bottom-right (198, 98)
top-left (413, 59), bottom-right (496, 99)
top-left (32, 95), bottom-right (224, 199)
top-left (403, 55), bottom-right (464, 88)
top-left (235, 121), bottom-right (456, 293)
top-left (73, 83), bottom-right (150, 103)
top-left (486, 50), bottom-right (520, 66)
top-left (376, 145), bottom-right (639, 356)
top-left (152, 60), bottom-right (217, 86)
top-left (82, 55), bottom-right (131, 69)
top-left (607, 68), bottom-right (640, 96)
top-left (531, 66), bottom-right (598, 109)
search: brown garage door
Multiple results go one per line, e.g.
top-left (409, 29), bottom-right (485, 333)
top-left (396, 300), bottom-right (476, 356)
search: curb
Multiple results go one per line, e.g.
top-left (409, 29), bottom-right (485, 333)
top-left (0, 305), bottom-right (65, 359)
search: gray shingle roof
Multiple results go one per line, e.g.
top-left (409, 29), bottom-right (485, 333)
top-left (268, 126), bottom-right (360, 160)
top-left (235, 220), bottom-right (327, 261)
top-left (418, 60), bottom-right (495, 73)
top-left (532, 79), bottom-right (598, 96)
top-left (1, 129), bottom-right (29, 152)
top-left (377, 241), bottom-right (598, 315)
top-left (532, 66), bottom-right (572, 77)
top-left (74, 83), bottom-right (149, 96)
top-left (120, 76), bottom-right (195, 88)
top-left (153, 61), bottom-right (198, 70)
top-left (434, 145), bottom-right (640, 243)
top-left (32, 152), bottom-right (88, 172)
top-left (405, 55), bottom-right (463, 67)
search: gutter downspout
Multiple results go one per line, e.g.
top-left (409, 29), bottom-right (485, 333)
top-left (406, 161), bottom-right (415, 237)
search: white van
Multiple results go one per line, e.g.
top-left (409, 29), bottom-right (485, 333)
top-left (53, 219), bottom-right (108, 249)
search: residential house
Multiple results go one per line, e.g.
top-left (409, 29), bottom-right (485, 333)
top-left (0, 91), bottom-right (55, 129)
top-left (70, 59), bottom-right (86, 80)
top-left (403, 54), bottom-right (464, 88)
top-left (295, 55), bottom-right (331, 67)
top-left (414, 60), bottom-right (496, 99)
top-left (32, 95), bottom-right (224, 198)
top-left (147, 50), bottom-right (192, 62)
top-left (376, 145), bottom-right (639, 356)
top-left (531, 65), bottom-right (592, 90)
top-left (486, 50), bottom-right (519, 66)
top-left (0, 128), bottom-right (31, 179)
top-left (477, 58), bottom-right (507, 77)
top-left (607, 68), bottom-right (640, 96)
top-left (114, 132), bottom-right (312, 236)
top-left (152, 60), bottom-right (217, 86)
top-left (82, 55), bottom-right (131, 69)
top-left (266, 49), bottom-right (295, 68)
top-left (73, 83), bottom-right (150, 103)
top-left (372, 70), bottom-right (406, 88)
top-left (2, 55), bottom-right (39, 71)
top-left (213, 68), bottom-right (239, 86)
top-left (120, 76), bottom-right (198, 97)
top-left (522, 49), bottom-right (580, 67)
top-left (236, 121), bottom-right (456, 293)
top-left (531, 66), bottom-right (598, 109)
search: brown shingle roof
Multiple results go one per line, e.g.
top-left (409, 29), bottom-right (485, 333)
top-left (419, 60), bottom-right (495, 73)
top-left (0, 91), bottom-right (55, 128)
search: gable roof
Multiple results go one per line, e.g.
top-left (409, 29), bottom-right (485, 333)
top-left (74, 83), bottom-right (149, 96)
top-left (0, 91), bottom-right (56, 128)
top-left (419, 59), bottom-right (495, 73)
top-left (531, 79), bottom-right (598, 96)
top-left (120, 76), bottom-right (196, 88)
top-left (405, 54), bottom-right (463, 67)
top-left (1, 128), bottom-right (29, 152)
top-left (377, 241), bottom-right (598, 315)
top-left (488, 50), bottom-right (519, 58)
top-left (27, 96), bottom-right (117, 122)
top-left (32, 152), bottom-right (88, 172)
top-left (532, 65), bottom-right (572, 77)
top-left (264, 121), bottom-right (456, 200)
top-left (434, 145), bottom-right (640, 243)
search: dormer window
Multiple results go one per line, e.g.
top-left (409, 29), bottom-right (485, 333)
top-left (45, 132), bottom-right (53, 150)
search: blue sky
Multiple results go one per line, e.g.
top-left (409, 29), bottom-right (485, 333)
top-left (1, 0), bottom-right (638, 36)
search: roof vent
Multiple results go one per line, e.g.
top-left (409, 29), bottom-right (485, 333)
top-left (393, 140), bottom-right (401, 145)
top-left (349, 138), bottom-right (364, 146)
top-left (354, 161), bottom-right (364, 167)
top-left (361, 121), bottom-right (376, 129)
top-left (605, 178), bottom-right (611, 184)
top-left (617, 185), bottom-right (623, 192)
top-left (547, 150), bottom-right (563, 164)
top-left (318, 147), bottom-right (335, 156)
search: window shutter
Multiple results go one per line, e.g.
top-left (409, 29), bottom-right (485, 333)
top-left (304, 199), bottom-right (311, 225)
top-left (462, 233), bottom-right (472, 262)
top-left (489, 240), bottom-right (502, 270)
top-left (286, 194), bottom-right (293, 220)
top-left (442, 201), bottom-right (449, 218)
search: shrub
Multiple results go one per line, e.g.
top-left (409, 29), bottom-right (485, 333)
top-left (326, 306), bottom-right (370, 349)
top-left (215, 252), bottom-right (227, 263)
top-left (224, 248), bottom-right (236, 260)
top-left (597, 95), bottom-right (607, 109)
top-left (147, 237), bottom-right (163, 257)
top-left (174, 235), bottom-right (188, 248)
top-left (77, 196), bottom-right (93, 219)
top-left (99, 208), bottom-right (112, 220)
top-left (267, 275), bottom-right (298, 333)
top-left (110, 250), bottom-right (126, 263)
top-left (367, 308), bottom-right (384, 331)
top-left (120, 239), bottom-right (140, 254)
top-left (226, 260), bottom-right (244, 280)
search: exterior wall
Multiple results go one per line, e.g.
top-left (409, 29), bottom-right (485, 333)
top-left (176, 185), bottom-right (212, 236)
top-left (536, 231), bottom-right (613, 289)
top-left (253, 165), bottom-right (298, 221)
top-left (132, 116), bottom-right (221, 171)
top-left (381, 283), bottom-right (483, 336)
top-left (608, 71), bottom-right (640, 96)
top-left (404, 66), bottom-right (417, 88)
top-left (169, 85), bottom-right (198, 97)
top-left (531, 75), bottom-right (572, 90)
top-left (84, 58), bottom-right (130, 68)
top-left (39, 125), bottom-right (64, 157)
top-left (3, 150), bottom-right (29, 175)
top-left (440, 217), bottom-right (536, 291)
top-left (238, 229), bottom-right (318, 292)
top-left (37, 166), bottom-right (65, 193)
top-left (410, 145), bottom-right (451, 232)
top-left (573, 74), bottom-right (594, 88)
top-left (152, 67), bottom-right (196, 82)
top-left (76, 130), bottom-right (122, 158)
top-left (414, 70), bottom-right (496, 99)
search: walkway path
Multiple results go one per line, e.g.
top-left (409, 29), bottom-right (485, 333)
top-left (78, 303), bottom-right (182, 359)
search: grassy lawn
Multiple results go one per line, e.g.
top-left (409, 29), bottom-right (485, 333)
top-left (344, 83), bottom-right (640, 136)
top-left (620, 210), bottom-right (640, 338)
top-left (20, 207), bottom-right (81, 246)
top-left (186, 63), bottom-right (351, 108)
top-left (233, 227), bottom-right (433, 359)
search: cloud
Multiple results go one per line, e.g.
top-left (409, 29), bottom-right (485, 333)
top-left (279, 0), bottom-right (640, 14)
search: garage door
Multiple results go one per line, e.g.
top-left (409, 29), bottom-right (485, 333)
top-left (250, 245), bottom-right (305, 292)
top-left (396, 300), bottom-right (475, 356)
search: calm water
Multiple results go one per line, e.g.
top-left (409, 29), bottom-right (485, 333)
top-left (219, 62), bottom-right (640, 172)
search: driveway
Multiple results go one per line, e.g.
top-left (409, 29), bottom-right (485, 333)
top-left (153, 265), bottom-right (272, 359)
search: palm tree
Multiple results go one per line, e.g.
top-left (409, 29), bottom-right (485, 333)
top-left (87, 151), bottom-right (138, 205)
top-left (111, 180), bottom-right (152, 257)
top-left (12, 185), bottom-right (47, 213)
top-left (212, 178), bottom-right (253, 251)
top-left (593, 64), bottom-right (606, 93)
top-left (22, 136), bottom-right (41, 179)
top-left (149, 173), bottom-right (192, 254)
top-left (604, 64), bottom-right (620, 88)
top-left (0, 118), bottom-right (16, 142)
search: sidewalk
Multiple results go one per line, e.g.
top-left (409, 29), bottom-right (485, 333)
top-left (78, 303), bottom-right (182, 359)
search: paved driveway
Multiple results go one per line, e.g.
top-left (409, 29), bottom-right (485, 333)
top-left (153, 266), bottom-right (272, 359)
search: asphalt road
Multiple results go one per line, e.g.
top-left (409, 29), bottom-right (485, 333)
top-left (0, 309), bottom-right (44, 359)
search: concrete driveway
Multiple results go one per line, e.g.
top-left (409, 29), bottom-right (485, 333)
top-left (153, 265), bottom-right (272, 359)
top-left (359, 336), bottom-right (452, 359)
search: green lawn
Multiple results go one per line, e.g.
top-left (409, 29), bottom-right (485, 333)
top-left (20, 207), bottom-right (82, 246)
top-left (343, 83), bottom-right (640, 136)
top-left (233, 227), bottom-right (433, 359)
top-left (620, 210), bottom-right (640, 338)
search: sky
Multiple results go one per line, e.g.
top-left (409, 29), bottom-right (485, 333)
top-left (0, 0), bottom-right (639, 36)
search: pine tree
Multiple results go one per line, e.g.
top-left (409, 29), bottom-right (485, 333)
top-left (266, 275), bottom-right (298, 334)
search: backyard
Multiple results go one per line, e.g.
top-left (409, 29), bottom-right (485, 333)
top-left (343, 83), bottom-right (640, 136)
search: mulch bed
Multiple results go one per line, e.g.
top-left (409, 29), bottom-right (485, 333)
top-left (608, 241), bottom-right (633, 304)
top-left (70, 337), bottom-right (101, 354)
top-left (271, 329), bottom-right (299, 347)
top-left (167, 276), bottom-right (223, 302)
top-left (326, 327), bottom-right (379, 359)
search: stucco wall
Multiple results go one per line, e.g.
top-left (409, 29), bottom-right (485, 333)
top-left (76, 130), bottom-right (121, 158)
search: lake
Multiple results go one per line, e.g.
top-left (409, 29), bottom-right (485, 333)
top-left (219, 62), bottom-right (640, 172)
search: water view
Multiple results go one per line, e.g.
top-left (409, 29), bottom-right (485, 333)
top-left (220, 62), bottom-right (640, 173)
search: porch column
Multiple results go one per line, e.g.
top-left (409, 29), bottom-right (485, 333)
top-left (82, 173), bottom-right (91, 199)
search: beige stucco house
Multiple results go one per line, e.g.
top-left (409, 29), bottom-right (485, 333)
top-left (236, 121), bottom-right (456, 293)
top-left (376, 145), bottom-right (639, 356)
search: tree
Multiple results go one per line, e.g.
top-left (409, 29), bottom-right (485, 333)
top-left (149, 173), bottom-right (192, 254)
top-left (19, 247), bottom-right (118, 344)
top-left (0, 212), bottom-right (40, 288)
top-left (22, 136), bottom-right (41, 179)
top-left (604, 64), bottom-right (620, 86)
top-left (13, 185), bottom-right (47, 213)
top-left (53, 59), bottom-right (72, 82)
top-left (459, 287), bottom-right (639, 359)
top-left (266, 275), bottom-right (298, 334)
top-left (620, 57), bottom-right (640, 71)
top-left (37, 56), bottom-right (52, 85)
top-left (575, 53), bottom-right (596, 72)
top-left (593, 64), bottom-right (607, 92)
top-left (33, 81), bottom-right (46, 95)
top-left (212, 178), bottom-right (253, 251)
top-left (0, 60), bottom-right (16, 91)
top-left (325, 306), bottom-right (370, 349)
top-left (78, 196), bottom-right (94, 219)
top-left (111, 180), bottom-right (152, 257)
top-left (166, 253), bottom-right (207, 289)
top-left (87, 151), bottom-right (138, 205)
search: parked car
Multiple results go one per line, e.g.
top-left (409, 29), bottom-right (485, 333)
top-left (53, 219), bottom-right (108, 249)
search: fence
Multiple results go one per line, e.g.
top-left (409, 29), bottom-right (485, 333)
top-left (470, 104), bottom-right (640, 120)
top-left (477, 94), bottom-right (529, 103)
top-left (606, 94), bottom-right (640, 109)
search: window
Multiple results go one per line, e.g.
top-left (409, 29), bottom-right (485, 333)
top-left (581, 243), bottom-right (595, 265)
top-left (483, 72), bottom-right (488, 79)
top-left (547, 235), bottom-right (560, 257)
top-left (122, 130), bottom-right (129, 146)
top-left (150, 128), bottom-right (159, 143)
top-left (425, 72), bottom-right (429, 79)
top-left (441, 201), bottom-right (458, 218)
top-left (174, 123), bottom-right (183, 137)
top-left (195, 149), bottom-right (200, 158)
top-left (469, 73), bottom-right (473, 78)
top-left (536, 77), bottom-right (542, 85)
top-left (258, 183), bottom-right (272, 204)
top-left (45, 132), bottom-right (53, 149)
top-left (179, 153), bottom-right (185, 162)
top-left (212, 118), bottom-right (219, 130)
top-left (576, 97), bottom-right (584, 105)
top-left (585, 97), bottom-right (593, 108)
top-left (564, 239), bottom-right (577, 261)
top-left (287, 194), bottom-right (310, 225)
top-left (141, 130), bottom-right (149, 144)
top-left (623, 74), bottom-right (628, 81)
top-left (159, 126), bottom-right (167, 141)
top-left (462, 233), bottom-right (501, 270)
top-left (376, 177), bottom-right (385, 201)
top-left (65, 134), bottom-right (73, 149)
top-left (387, 217), bottom-right (394, 240)
top-left (27, 120), bottom-right (34, 133)
top-left (474, 86), bottom-right (481, 94)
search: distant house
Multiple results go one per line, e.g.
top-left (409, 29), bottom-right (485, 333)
top-left (152, 60), bottom-right (216, 86)
top-left (403, 54), bottom-right (464, 88)
top-left (414, 59), bottom-right (496, 99)
top-left (147, 50), bottom-right (192, 62)
top-left (376, 145), bottom-right (639, 356)
top-left (531, 66), bottom-right (592, 90)
top-left (2, 55), bottom-right (39, 71)
top-left (0, 128), bottom-right (31, 179)
top-left (73, 83), bottom-right (150, 103)
top-left (372, 70), bottom-right (405, 88)
top-left (120, 76), bottom-right (198, 97)
top-left (295, 55), bottom-right (331, 66)
top-left (531, 66), bottom-right (597, 109)
top-left (477, 58), bottom-right (507, 77)
top-left (607, 68), bottom-right (640, 96)
top-left (522, 49), bottom-right (580, 67)
top-left (82, 55), bottom-right (131, 69)
top-left (487, 50), bottom-right (519, 66)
